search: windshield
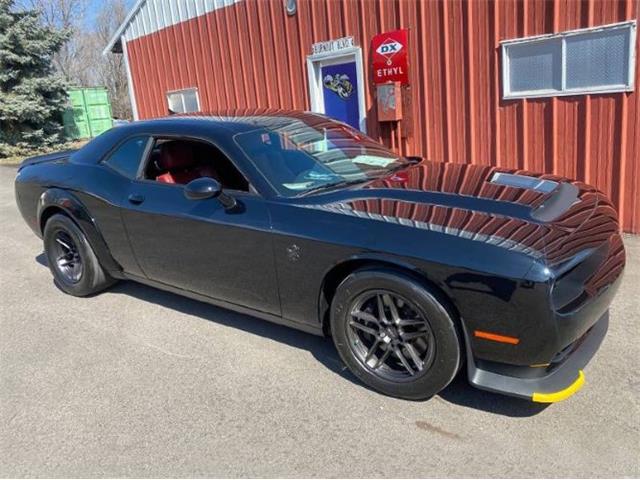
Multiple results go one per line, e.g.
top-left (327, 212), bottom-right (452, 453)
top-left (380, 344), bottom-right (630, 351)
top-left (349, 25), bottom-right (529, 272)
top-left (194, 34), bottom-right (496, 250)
top-left (234, 119), bottom-right (408, 197)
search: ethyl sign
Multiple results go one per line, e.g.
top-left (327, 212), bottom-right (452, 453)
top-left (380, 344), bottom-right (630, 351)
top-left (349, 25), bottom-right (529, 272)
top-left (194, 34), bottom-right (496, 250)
top-left (371, 29), bottom-right (409, 85)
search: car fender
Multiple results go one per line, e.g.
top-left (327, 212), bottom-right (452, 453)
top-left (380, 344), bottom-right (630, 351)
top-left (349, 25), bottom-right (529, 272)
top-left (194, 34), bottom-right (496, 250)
top-left (318, 252), bottom-right (459, 332)
top-left (37, 188), bottom-right (121, 274)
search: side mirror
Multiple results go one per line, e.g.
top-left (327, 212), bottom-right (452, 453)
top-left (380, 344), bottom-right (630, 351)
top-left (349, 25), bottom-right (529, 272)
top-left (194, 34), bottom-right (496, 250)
top-left (184, 177), bottom-right (221, 200)
top-left (184, 177), bottom-right (237, 209)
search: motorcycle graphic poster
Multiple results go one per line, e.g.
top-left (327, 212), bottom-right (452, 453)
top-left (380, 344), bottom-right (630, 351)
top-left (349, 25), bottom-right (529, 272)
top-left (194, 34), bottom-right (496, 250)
top-left (321, 62), bottom-right (360, 130)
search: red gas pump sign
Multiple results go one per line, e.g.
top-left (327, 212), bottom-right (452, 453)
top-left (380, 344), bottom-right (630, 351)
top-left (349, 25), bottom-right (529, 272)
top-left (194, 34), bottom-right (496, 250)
top-left (371, 29), bottom-right (409, 85)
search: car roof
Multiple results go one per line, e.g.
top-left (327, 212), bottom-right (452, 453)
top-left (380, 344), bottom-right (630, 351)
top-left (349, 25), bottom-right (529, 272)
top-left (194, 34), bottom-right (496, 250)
top-left (71, 108), bottom-right (340, 166)
top-left (127, 108), bottom-right (334, 134)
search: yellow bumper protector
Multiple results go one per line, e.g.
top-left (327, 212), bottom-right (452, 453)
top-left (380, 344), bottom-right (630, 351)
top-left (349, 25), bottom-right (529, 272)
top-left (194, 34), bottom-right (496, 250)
top-left (532, 370), bottom-right (585, 403)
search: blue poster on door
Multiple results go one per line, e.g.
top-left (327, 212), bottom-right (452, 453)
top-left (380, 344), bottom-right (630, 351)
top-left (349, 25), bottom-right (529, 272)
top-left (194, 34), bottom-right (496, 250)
top-left (321, 62), bottom-right (360, 130)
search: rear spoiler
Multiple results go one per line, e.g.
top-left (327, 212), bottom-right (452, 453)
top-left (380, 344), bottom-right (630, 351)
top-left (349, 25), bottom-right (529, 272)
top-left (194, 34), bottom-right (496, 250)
top-left (19, 149), bottom-right (77, 171)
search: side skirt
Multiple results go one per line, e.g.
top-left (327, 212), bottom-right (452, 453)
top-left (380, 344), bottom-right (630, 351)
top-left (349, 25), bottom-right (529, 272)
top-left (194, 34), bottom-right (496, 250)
top-left (121, 273), bottom-right (325, 337)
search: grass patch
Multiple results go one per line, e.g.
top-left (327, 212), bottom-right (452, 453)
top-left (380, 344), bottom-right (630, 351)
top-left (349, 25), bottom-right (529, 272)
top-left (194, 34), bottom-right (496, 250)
top-left (0, 156), bottom-right (25, 166)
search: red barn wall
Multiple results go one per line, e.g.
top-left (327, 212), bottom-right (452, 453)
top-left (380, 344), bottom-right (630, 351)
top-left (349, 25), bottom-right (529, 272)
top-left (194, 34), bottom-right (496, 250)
top-left (124, 0), bottom-right (640, 233)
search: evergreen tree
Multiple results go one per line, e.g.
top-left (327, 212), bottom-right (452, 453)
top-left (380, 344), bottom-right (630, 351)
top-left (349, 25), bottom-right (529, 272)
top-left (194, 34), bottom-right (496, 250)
top-left (0, 0), bottom-right (70, 158)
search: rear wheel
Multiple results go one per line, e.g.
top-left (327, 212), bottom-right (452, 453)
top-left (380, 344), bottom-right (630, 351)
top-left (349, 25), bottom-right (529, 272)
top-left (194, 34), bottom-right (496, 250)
top-left (43, 214), bottom-right (116, 296)
top-left (330, 269), bottom-right (461, 400)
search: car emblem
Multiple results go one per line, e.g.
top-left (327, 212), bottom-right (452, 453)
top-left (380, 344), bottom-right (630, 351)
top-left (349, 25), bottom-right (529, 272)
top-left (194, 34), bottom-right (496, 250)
top-left (286, 244), bottom-right (301, 262)
top-left (376, 39), bottom-right (403, 65)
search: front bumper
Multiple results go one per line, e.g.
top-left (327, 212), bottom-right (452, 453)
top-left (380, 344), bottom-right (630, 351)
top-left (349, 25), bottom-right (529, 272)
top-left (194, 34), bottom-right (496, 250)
top-left (465, 311), bottom-right (608, 402)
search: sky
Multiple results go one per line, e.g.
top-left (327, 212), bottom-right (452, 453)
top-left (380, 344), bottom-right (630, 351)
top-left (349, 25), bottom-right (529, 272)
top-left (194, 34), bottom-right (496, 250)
top-left (83, 0), bottom-right (135, 29)
top-left (16, 0), bottom-right (137, 34)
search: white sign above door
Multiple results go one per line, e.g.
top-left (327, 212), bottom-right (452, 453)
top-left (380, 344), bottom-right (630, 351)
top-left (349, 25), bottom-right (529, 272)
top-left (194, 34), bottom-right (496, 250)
top-left (311, 36), bottom-right (355, 55)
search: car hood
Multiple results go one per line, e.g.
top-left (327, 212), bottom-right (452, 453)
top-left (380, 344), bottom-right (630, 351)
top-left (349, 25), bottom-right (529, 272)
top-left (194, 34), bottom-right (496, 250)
top-left (300, 161), bottom-right (621, 268)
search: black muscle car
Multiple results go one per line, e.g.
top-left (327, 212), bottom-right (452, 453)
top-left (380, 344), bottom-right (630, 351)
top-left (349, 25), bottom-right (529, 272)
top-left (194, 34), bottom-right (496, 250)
top-left (15, 110), bottom-right (626, 402)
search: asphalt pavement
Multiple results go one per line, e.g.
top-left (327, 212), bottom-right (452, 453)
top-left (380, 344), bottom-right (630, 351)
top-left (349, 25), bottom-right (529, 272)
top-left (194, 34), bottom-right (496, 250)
top-left (1, 165), bottom-right (638, 477)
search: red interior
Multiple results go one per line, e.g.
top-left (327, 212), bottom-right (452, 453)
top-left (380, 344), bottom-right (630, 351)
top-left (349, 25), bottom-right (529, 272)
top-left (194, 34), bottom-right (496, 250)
top-left (155, 141), bottom-right (219, 184)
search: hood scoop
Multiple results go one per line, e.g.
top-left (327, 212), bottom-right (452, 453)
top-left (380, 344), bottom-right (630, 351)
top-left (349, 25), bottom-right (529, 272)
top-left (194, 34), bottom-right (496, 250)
top-left (489, 172), bottom-right (579, 222)
top-left (490, 172), bottom-right (558, 193)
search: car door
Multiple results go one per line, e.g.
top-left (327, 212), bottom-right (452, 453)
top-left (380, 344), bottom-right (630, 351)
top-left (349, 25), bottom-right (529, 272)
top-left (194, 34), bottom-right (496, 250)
top-left (88, 134), bottom-right (153, 278)
top-left (120, 137), bottom-right (281, 316)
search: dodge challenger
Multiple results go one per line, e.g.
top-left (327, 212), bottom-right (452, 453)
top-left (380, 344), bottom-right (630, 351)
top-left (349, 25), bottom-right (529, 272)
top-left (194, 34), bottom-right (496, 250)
top-left (15, 110), bottom-right (626, 402)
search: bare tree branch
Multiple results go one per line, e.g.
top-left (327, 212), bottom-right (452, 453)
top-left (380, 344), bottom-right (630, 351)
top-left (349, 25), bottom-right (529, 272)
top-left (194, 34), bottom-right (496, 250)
top-left (87, 0), bottom-right (131, 118)
top-left (21, 0), bottom-right (88, 82)
top-left (17, 0), bottom-right (132, 119)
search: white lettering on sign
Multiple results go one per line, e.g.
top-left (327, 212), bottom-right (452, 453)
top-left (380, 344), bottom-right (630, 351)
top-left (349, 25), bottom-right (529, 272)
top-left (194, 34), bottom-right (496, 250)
top-left (376, 67), bottom-right (405, 77)
top-left (311, 36), bottom-right (355, 55)
top-left (375, 40), bottom-right (403, 57)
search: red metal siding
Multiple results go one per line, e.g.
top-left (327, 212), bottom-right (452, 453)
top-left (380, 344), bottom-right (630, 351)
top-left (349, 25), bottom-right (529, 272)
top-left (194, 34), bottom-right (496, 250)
top-left (125, 0), bottom-right (640, 233)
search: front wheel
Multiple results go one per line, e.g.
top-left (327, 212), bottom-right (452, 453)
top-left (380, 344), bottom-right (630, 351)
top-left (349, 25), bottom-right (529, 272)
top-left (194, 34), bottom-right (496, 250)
top-left (330, 269), bottom-right (461, 400)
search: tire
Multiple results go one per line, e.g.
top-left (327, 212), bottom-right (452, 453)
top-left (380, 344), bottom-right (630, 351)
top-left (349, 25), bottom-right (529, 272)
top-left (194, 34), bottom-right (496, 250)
top-left (43, 214), bottom-right (116, 296)
top-left (330, 269), bottom-right (461, 400)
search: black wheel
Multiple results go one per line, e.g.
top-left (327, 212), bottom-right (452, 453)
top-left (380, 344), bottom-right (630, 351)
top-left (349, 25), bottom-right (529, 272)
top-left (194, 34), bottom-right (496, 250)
top-left (43, 214), bottom-right (116, 296)
top-left (330, 269), bottom-right (461, 400)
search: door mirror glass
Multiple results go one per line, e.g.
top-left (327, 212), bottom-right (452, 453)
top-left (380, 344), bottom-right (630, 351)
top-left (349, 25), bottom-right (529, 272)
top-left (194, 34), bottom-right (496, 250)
top-left (184, 177), bottom-right (222, 200)
top-left (184, 177), bottom-right (237, 209)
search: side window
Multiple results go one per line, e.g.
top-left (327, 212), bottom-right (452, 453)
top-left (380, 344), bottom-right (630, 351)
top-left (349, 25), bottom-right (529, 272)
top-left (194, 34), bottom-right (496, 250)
top-left (103, 136), bottom-right (149, 179)
top-left (144, 138), bottom-right (249, 192)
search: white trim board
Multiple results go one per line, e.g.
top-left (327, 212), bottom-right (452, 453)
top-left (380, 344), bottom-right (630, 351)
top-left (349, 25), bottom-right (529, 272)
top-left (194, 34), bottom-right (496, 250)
top-left (306, 46), bottom-right (368, 132)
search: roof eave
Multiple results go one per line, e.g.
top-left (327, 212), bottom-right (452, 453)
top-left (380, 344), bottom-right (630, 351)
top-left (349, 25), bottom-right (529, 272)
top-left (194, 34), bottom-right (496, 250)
top-left (103, 37), bottom-right (122, 55)
top-left (102, 0), bottom-right (147, 56)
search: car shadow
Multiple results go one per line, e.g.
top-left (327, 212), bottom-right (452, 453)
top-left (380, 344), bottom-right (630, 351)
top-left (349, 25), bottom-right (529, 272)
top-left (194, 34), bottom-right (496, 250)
top-left (107, 279), bottom-right (357, 376)
top-left (438, 373), bottom-right (549, 417)
top-left (34, 253), bottom-right (548, 417)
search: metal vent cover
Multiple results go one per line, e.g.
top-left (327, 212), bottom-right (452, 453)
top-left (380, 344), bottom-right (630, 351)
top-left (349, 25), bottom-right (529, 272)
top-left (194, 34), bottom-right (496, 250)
top-left (490, 172), bottom-right (558, 193)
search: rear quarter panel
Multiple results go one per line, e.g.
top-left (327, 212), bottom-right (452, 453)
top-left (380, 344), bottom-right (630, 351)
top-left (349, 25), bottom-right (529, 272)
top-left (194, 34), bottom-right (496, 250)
top-left (15, 161), bottom-right (142, 277)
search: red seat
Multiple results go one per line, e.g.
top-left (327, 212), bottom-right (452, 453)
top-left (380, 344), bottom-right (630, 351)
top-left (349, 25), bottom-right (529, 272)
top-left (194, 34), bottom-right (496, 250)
top-left (155, 141), bottom-right (219, 184)
top-left (156, 170), bottom-right (198, 184)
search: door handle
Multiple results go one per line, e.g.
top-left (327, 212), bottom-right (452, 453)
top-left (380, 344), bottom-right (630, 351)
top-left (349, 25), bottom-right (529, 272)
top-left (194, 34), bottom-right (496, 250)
top-left (128, 194), bottom-right (145, 205)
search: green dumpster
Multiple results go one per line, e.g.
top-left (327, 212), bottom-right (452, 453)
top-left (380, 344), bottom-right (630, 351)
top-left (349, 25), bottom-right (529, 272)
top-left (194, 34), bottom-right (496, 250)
top-left (63, 87), bottom-right (114, 140)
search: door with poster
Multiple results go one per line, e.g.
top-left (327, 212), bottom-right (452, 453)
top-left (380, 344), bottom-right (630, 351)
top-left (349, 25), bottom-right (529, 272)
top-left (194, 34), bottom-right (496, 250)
top-left (307, 38), bottom-right (367, 132)
top-left (320, 62), bottom-right (360, 130)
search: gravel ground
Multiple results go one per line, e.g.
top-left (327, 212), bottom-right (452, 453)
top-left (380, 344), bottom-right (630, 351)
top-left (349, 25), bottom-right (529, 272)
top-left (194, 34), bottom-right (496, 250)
top-left (1, 165), bottom-right (638, 478)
